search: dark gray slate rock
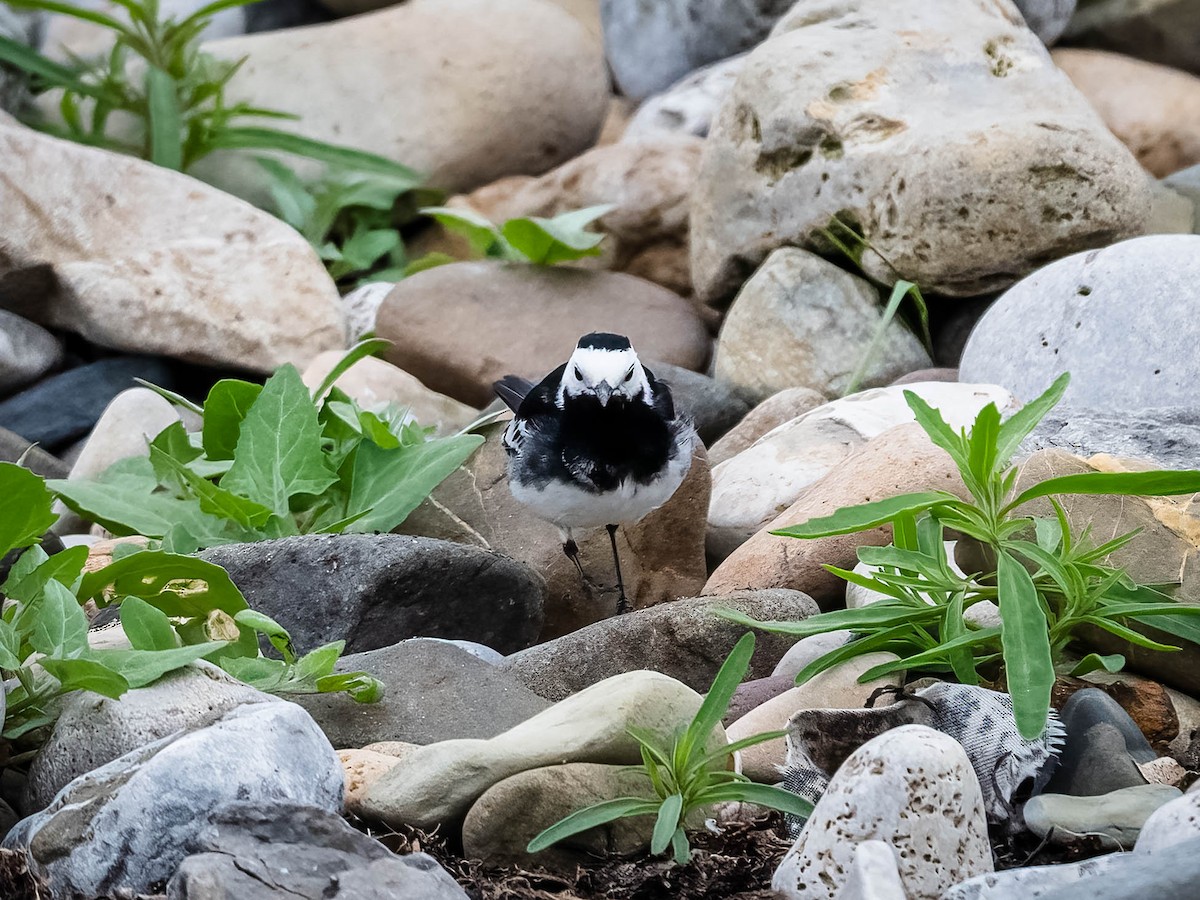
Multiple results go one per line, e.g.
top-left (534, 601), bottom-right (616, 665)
top-left (243, 0), bottom-right (331, 33)
top-left (653, 360), bottom-right (751, 445)
top-left (1045, 689), bottom-right (1155, 796)
top-left (292, 638), bottom-right (550, 748)
top-left (501, 589), bottom-right (815, 701)
top-left (0, 310), bottom-right (61, 398)
top-left (166, 802), bottom-right (467, 900)
top-left (1023, 406), bottom-right (1200, 469)
top-left (3, 701), bottom-right (341, 898)
top-left (959, 236), bottom-right (1200, 412)
top-left (200, 534), bottom-right (546, 656)
top-left (599, 0), bottom-right (794, 100)
top-left (0, 355), bottom-right (178, 450)
top-left (0, 425), bottom-right (68, 478)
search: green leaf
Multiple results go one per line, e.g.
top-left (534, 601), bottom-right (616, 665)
top-left (201, 379), bottom-right (263, 460)
top-left (311, 338), bottom-right (391, 402)
top-left (651, 794), bottom-right (684, 855)
top-left (0, 35), bottom-right (127, 104)
top-left (791, 625), bottom-right (919, 686)
top-left (903, 390), bottom-right (970, 474)
top-left (997, 550), bottom-right (1055, 739)
top-left (500, 205), bottom-right (614, 264)
top-left (858, 627), bottom-right (1002, 680)
top-left (421, 206), bottom-right (502, 256)
top-left (943, 592), bottom-right (979, 685)
top-left (2, 545), bottom-right (89, 604)
top-left (0, 618), bottom-right (23, 669)
top-left (1008, 470), bottom-right (1200, 512)
top-left (670, 827), bottom-right (690, 865)
top-left (132, 378), bottom-right (205, 416)
top-left (294, 641), bottom-right (343, 680)
top-left (526, 797), bottom-right (660, 854)
top-left (994, 372), bottom-right (1070, 467)
top-left (29, 579), bottom-right (90, 659)
top-left (145, 66), bottom-right (183, 169)
top-left (967, 403), bottom-right (1001, 486)
top-left (1131, 612), bottom-right (1200, 648)
top-left (314, 671), bottom-right (383, 702)
top-left (206, 127), bottom-right (423, 185)
top-left (218, 654), bottom-right (287, 691)
top-left (1069, 653), bottom-right (1125, 677)
top-left (148, 445), bottom-right (272, 529)
top-left (343, 434), bottom-right (483, 533)
top-left (1078, 616), bottom-right (1181, 652)
top-left (78, 552), bottom-right (249, 618)
top-left (119, 596), bottom-right (180, 651)
top-left (770, 492), bottom-right (958, 540)
top-left (694, 782), bottom-right (814, 819)
top-left (93, 642), bottom-right (228, 688)
top-left (675, 633), bottom-right (755, 773)
top-left (0, 463), bottom-right (57, 558)
top-left (256, 157), bottom-right (316, 231)
top-left (843, 280), bottom-right (928, 396)
top-left (718, 600), bottom-right (942, 638)
top-left (222, 365), bottom-right (337, 516)
top-left (233, 609), bottom-right (295, 661)
top-left (38, 658), bottom-right (129, 699)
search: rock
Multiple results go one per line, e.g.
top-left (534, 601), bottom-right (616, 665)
top-left (1016, 0), bottom-right (1077, 45)
top-left (726, 653), bottom-right (903, 782)
top-left (25, 661), bottom-right (269, 814)
top-left (1064, 0), bottom-right (1200, 76)
top-left (1070, 670), bottom-right (1181, 749)
top-left (0, 122), bottom-right (344, 372)
top-left (198, 0), bottom-right (607, 196)
top-left (725, 673), bottom-right (797, 726)
top-left (960, 235), bottom-right (1200, 410)
top-left (599, 0), bottom-right (791, 101)
top-left (1166, 686), bottom-right (1200, 762)
top-left (772, 725), bottom-right (992, 900)
top-left (1138, 787), bottom-right (1200, 852)
top-left (0, 356), bottom-right (179, 452)
top-left (0, 426), bottom-right (69, 478)
top-left (891, 368), bottom-right (959, 386)
top-left (1032, 837), bottom-right (1200, 900)
top-left (339, 746), bottom-right (414, 817)
top-left (375, 262), bottom-right (709, 407)
top-left (462, 763), bottom-right (657, 871)
top-left (0, 311), bottom-right (61, 397)
top-left (359, 670), bottom-right (722, 828)
top-left (200, 535), bottom-right (546, 656)
top-left (707, 384), bottom-right (1015, 560)
top-left (939, 853), bottom-right (1126, 900)
top-left (166, 802), bottom-right (467, 899)
top-left (707, 386), bottom-right (826, 467)
top-left (1053, 49), bottom-right (1200, 177)
top-left (1046, 689), bottom-right (1155, 796)
top-left (713, 248), bottom-right (932, 403)
top-left (1146, 177), bottom-right (1196, 233)
top-left (454, 136), bottom-right (704, 297)
top-left (340, 282), bottom-right (391, 343)
top-left (839, 841), bottom-right (907, 900)
top-left (1024, 785), bottom-right (1183, 849)
top-left (501, 589), bottom-right (817, 701)
top-left (3, 702), bottom-right (342, 898)
top-left (623, 54), bottom-right (746, 142)
top-left (935, 298), bottom-right (994, 367)
top-left (706, 423), bottom-right (968, 606)
top-left (292, 639), bottom-right (550, 748)
top-left (651, 362), bottom-right (751, 445)
top-left (691, 0), bottom-right (1151, 307)
top-left (1023, 406), bottom-right (1200, 469)
top-left (0, 6), bottom-right (33, 113)
top-left (398, 423), bottom-right (709, 638)
top-left (771, 631), bottom-right (854, 680)
top-left (300, 351), bottom-right (476, 435)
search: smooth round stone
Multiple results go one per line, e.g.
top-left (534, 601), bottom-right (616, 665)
top-left (0, 310), bottom-right (61, 396)
top-left (1024, 784), bottom-right (1183, 849)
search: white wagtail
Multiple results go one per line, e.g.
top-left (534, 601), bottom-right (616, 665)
top-left (494, 333), bottom-right (697, 613)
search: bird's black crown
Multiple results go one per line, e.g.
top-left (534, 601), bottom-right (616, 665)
top-left (576, 332), bottom-right (632, 352)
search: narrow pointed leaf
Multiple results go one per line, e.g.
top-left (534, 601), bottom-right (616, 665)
top-left (1009, 471), bottom-right (1200, 511)
top-left (526, 798), bottom-right (660, 853)
top-left (997, 550), bottom-right (1055, 739)
top-left (771, 492), bottom-right (957, 539)
top-left (651, 794), bottom-right (683, 855)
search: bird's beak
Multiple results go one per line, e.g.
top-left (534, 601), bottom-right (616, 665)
top-left (594, 382), bottom-right (613, 407)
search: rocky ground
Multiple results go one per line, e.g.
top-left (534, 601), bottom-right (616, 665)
top-left (5, 0), bottom-right (1200, 898)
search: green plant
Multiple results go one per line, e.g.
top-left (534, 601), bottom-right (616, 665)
top-left (722, 373), bottom-right (1200, 739)
top-left (0, 0), bottom-right (420, 178)
top-left (526, 633), bottom-right (813, 865)
top-left (422, 204), bottom-right (615, 265)
top-left (49, 340), bottom-right (484, 554)
top-left (0, 462), bottom-right (380, 763)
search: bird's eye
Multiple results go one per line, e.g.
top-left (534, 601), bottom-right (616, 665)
top-left (623, 367), bottom-right (635, 382)
top-left (573, 365), bottom-right (582, 380)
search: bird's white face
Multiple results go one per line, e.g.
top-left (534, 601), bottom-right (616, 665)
top-left (559, 345), bottom-right (652, 408)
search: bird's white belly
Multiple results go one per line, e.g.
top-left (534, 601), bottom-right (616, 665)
top-left (511, 453), bottom-right (692, 529)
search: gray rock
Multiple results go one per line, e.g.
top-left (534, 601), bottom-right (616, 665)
top-left (1136, 788), bottom-right (1200, 853)
top-left (1164, 163), bottom-right (1200, 213)
top-left (1022, 406), bottom-right (1200, 469)
top-left (940, 853), bottom-right (1126, 900)
top-left (292, 638), bottom-right (550, 749)
top-left (1045, 689), bottom-right (1154, 796)
top-left (423, 638), bottom-right (506, 665)
top-left (706, 385), bottom-right (827, 467)
top-left (167, 802), bottom-right (466, 899)
top-left (200, 534), bottom-right (546, 656)
top-left (960, 235), bottom-right (1200, 410)
top-left (25, 661), bottom-right (270, 814)
top-left (599, 0), bottom-right (792, 101)
top-left (501, 589), bottom-right (816, 701)
top-left (1014, 0), bottom-right (1077, 45)
top-left (623, 53), bottom-right (746, 142)
top-left (3, 702), bottom-right (342, 898)
top-left (0, 311), bottom-right (61, 397)
top-left (1024, 785), bottom-right (1182, 849)
top-left (1064, 0), bottom-right (1200, 76)
top-left (714, 248), bottom-right (931, 402)
top-left (0, 5), bottom-right (35, 112)
top-left (0, 425), bottom-right (68, 478)
top-left (652, 360), bottom-right (751, 444)
top-left (1037, 836), bottom-right (1200, 900)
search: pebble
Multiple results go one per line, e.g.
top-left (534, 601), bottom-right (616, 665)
top-left (623, 54), bottom-right (747, 142)
top-left (1045, 689), bottom-right (1155, 797)
top-left (1023, 784), bottom-right (1183, 849)
top-left (1136, 787), bottom-right (1200, 852)
top-left (0, 310), bottom-right (61, 397)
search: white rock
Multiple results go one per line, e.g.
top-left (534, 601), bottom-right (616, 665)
top-left (341, 282), bottom-right (392, 343)
top-left (773, 725), bottom-right (992, 900)
top-left (1135, 787), bottom-right (1200, 853)
top-left (707, 383), bottom-right (1018, 558)
top-left (772, 630), bottom-right (854, 680)
top-left (839, 841), bottom-right (907, 900)
top-left (940, 854), bottom-right (1125, 900)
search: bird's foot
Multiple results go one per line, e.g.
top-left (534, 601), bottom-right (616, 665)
top-left (562, 539), bottom-right (586, 579)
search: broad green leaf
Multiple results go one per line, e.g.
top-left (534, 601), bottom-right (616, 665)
top-left (202, 379), bottom-right (264, 460)
top-left (222, 365), bottom-right (337, 516)
top-left (145, 66), bottom-right (183, 169)
top-left (0, 462), bottom-right (57, 558)
top-left (120, 596), bottom-right (180, 651)
top-left (994, 372), bottom-right (1070, 467)
top-left (311, 338), bottom-right (391, 402)
top-left (314, 671), bottom-right (383, 702)
top-left (294, 641), bottom-right (343, 680)
top-left (903, 391), bottom-right (970, 474)
top-left (1069, 653), bottom-right (1125, 677)
top-left (0, 618), bottom-right (23, 669)
top-left (997, 550), bottom-right (1055, 739)
top-left (526, 797), bottom-right (660, 853)
top-left (94, 642), bottom-right (228, 688)
top-left (651, 794), bottom-right (683, 855)
top-left (78, 552), bottom-right (249, 617)
top-left (38, 657), bottom-right (129, 699)
top-left (892, 512), bottom-right (919, 552)
top-left (29, 579), bottom-right (90, 659)
top-left (501, 204), bottom-right (614, 264)
top-left (1009, 470), bottom-right (1200, 512)
top-left (233, 608), bottom-right (295, 660)
top-left (149, 445), bottom-right (273, 529)
top-left (421, 206), bottom-right (502, 256)
top-left (218, 654), bottom-right (287, 691)
top-left (670, 827), bottom-right (690, 865)
top-left (343, 434), bottom-right (483, 533)
top-left (2, 545), bottom-right (88, 604)
top-left (771, 492), bottom-right (957, 539)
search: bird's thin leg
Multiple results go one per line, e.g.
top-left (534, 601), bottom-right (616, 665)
top-left (560, 529), bottom-right (586, 580)
top-left (607, 524), bottom-right (629, 614)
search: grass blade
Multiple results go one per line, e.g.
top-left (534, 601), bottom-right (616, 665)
top-left (677, 633), bottom-right (754, 767)
top-left (526, 798), bottom-right (659, 853)
top-left (145, 66), bottom-right (183, 170)
top-left (311, 338), bottom-right (391, 401)
top-left (844, 280), bottom-right (925, 396)
top-left (697, 782), bottom-right (814, 818)
top-left (1008, 470), bottom-right (1200, 512)
top-left (206, 127), bottom-right (422, 183)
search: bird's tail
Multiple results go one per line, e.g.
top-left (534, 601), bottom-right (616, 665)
top-left (493, 375), bottom-right (534, 412)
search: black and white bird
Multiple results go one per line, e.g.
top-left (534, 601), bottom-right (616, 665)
top-left (494, 333), bottom-right (696, 613)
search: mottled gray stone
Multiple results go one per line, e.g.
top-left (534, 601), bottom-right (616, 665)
top-left (960, 236), bottom-right (1200, 410)
top-left (1023, 406), bottom-right (1200, 468)
top-left (623, 53), bottom-right (746, 142)
top-left (940, 853), bottom-right (1125, 900)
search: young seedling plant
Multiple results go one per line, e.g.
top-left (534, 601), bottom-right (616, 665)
top-left (422, 205), bottom-right (616, 266)
top-left (722, 373), bottom-right (1200, 739)
top-left (526, 633), bottom-right (812, 865)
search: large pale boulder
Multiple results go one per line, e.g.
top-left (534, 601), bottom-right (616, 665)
top-left (0, 121), bottom-right (344, 371)
top-left (691, 0), bottom-right (1152, 306)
